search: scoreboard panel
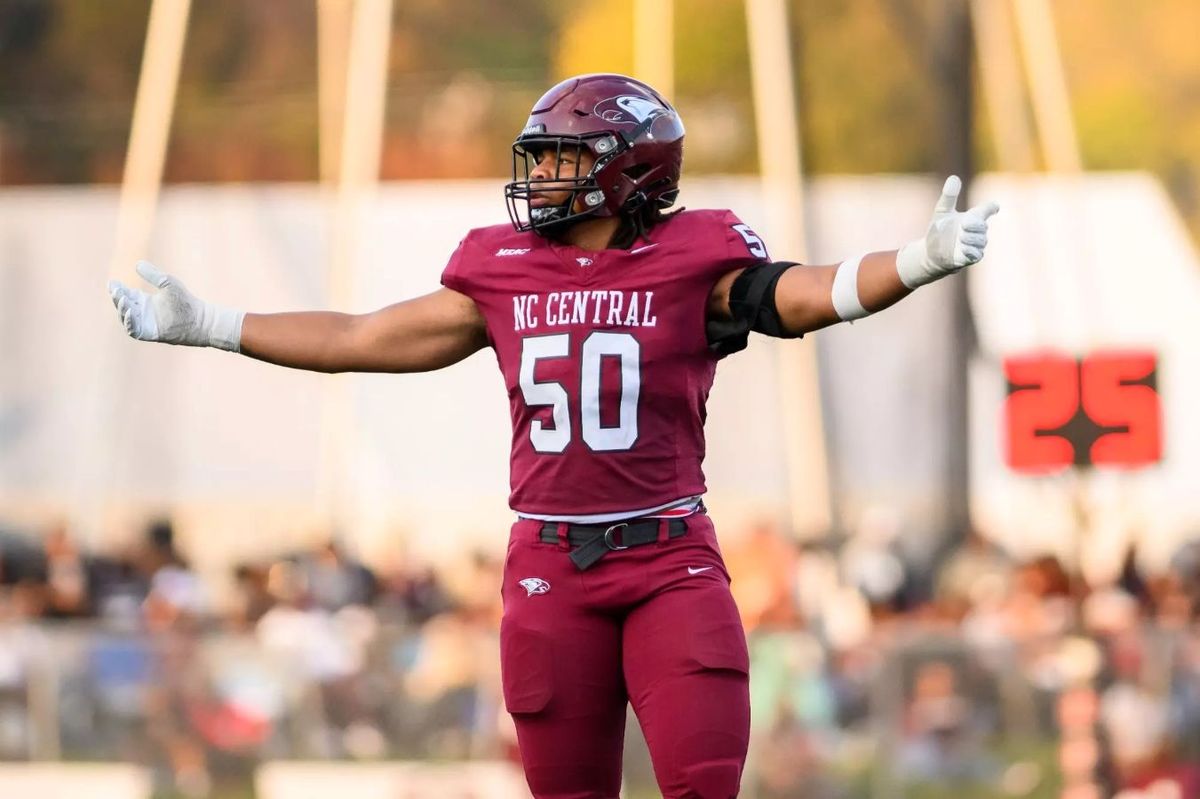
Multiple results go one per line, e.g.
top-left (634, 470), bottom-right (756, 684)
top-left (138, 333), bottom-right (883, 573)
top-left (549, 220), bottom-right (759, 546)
top-left (1003, 351), bottom-right (1162, 473)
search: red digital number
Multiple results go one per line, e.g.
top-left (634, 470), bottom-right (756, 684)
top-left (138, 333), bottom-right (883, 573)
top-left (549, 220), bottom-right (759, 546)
top-left (1004, 353), bottom-right (1079, 472)
top-left (1081, 352), bottom-right (1161, 467)
top-left (1003, 351), bottom-right (1161, 473)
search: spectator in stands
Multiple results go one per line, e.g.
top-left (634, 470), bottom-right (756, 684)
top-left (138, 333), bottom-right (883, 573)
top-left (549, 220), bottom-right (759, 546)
top-left (398, 602), bottom-right (485, 759)
top-left (936, 527), bottom-right (1013, 622)
top-left (840, 507), bottom-right (908, 619)
top-left (896, 659), bottom-right (997, 785)
top-left (302, 540), bottom-right (377, 612)
top-left (0, 580), bottom-right (49, 758)
top-left (1101, 631), bottom-right (1200, 797)
top-left (231, 562), bottom-right (274, 627)
top-left (753, 708), bottom-right (836, 799)
top-left (1167, 539), bottom-right (1200, 622)
top-left (724, 519), bottom-right (798, 630)
top-left (41, 521), bottom-right (91, 618)
top-left (376, 558), bottom-right (453, 627)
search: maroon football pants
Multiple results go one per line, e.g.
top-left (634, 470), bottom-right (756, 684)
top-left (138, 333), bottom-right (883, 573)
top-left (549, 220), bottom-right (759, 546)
top-left (499, 513), bottom-right (750, 799)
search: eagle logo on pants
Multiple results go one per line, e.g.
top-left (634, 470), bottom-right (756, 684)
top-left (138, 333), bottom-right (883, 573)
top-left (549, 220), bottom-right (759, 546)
top-left (519, 577), bottom-right (550, 597)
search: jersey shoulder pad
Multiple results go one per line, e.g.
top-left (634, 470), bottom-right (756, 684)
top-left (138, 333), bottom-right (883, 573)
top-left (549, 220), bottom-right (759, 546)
top-left (441, 223), bottom-right (536, 295)
top-left (716, 209), bottom-right (771, 262)
top-left (663, 209), bottom-right (771, 263)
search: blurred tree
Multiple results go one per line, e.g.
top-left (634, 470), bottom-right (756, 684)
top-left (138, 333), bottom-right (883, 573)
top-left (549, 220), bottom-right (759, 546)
top-left (0, 0), bottom-right (148, 182)
top-left (0, 0), bottom-right (1196, 241)
top-left (170, 0), bottom-right (319, 182)
top-left (380, 0), bottom-right (556, 178)
top-left (1056, 0), bottom-right (1200, 231)
top-left (552, 0), bottom-right (758, 173)
top-left (552, 0), bottom-right (941, 174)
top-left (0, 0), bottom-right (51, 56)
top-left (795, 0), bottom-right (940, 174)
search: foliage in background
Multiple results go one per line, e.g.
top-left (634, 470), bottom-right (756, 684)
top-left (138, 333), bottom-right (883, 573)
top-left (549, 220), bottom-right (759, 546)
top-left (794, 0), bottom-right (940, 175)
top-left (0, 0), bottom-right (148, 182)
top-left (172, 0), bottom-right (318, 181)
top-left (1057, 0), bottom-right (1200, 226)
top-left (554, 0), bottom-right (758, 174)
top-left (0, 0), bottom-right (1196, 237)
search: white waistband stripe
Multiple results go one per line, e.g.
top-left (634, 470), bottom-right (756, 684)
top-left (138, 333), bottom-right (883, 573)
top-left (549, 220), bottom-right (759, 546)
top-left (516, 495), bottom-right (703, 524)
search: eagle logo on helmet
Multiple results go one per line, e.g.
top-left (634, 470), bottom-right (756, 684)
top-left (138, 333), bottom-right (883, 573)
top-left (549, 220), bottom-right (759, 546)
top-left (519, 577), bottom-right (550, 597)
top-left (594, 95), bottom-right (671, 126)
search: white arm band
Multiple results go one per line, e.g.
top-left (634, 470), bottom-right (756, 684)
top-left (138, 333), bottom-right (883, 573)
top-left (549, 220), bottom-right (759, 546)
top-left (831, 254), bottom-right (869, 321)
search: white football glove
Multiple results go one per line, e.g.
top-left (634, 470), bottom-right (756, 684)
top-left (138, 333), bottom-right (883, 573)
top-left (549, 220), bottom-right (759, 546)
top-left (896, 175), bottom-right (1000, 289)
top-left (107, 261), bottom-right (244, 351)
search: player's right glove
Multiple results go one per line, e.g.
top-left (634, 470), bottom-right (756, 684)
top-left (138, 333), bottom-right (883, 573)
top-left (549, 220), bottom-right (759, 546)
top-left (895, 175), bottom-right (1000, 289)
top-left (107, 261), bottom-right (244, 351)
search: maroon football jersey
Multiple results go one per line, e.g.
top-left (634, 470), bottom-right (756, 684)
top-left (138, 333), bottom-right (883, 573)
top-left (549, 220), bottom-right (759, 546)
top-left (441, 209), bottom-right (770, 519)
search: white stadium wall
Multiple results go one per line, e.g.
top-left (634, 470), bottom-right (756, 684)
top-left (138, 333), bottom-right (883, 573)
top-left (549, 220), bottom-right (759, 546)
top-left (0, 175), bottom-right (1195, 575)
top-left (968, 173), bottom-right (1200, 576)
top-left (255, 760), bottom-right (531, 799)
top-left (0, 764), bottom-right (151, 798)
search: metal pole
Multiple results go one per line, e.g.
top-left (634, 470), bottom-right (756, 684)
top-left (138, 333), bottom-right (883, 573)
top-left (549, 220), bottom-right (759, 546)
top-left (933, 0), bottom-right (976, 555)
top-left (744, 0), bottom-right (832, 540)
top-left (1011, 0), bottom-right (1082, 173)
top-left (969, 0), bottom-right (1036, 171)
top-left (317, 0), bottom-right (353, 184)
top-left (316, 0), bottom-right (393, 532)
top-left (110, 0), bottom-right (193, 279)
top-left (633, 0), bottom-right (674, 100)
top-left (77, 0), bottom-right (191, 547)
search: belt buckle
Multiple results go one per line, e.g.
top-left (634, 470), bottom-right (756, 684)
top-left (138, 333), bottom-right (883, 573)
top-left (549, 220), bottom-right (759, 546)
top-left (603, 522), bottom-right (630, 551)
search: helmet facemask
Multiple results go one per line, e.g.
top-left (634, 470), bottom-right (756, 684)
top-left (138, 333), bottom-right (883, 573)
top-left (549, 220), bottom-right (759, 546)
top-left (505, 134), bottom-right (620, 236)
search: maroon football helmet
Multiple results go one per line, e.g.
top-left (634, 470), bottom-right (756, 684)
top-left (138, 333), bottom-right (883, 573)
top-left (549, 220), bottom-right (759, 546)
top-left (505, 73), bottom-right (685, 235)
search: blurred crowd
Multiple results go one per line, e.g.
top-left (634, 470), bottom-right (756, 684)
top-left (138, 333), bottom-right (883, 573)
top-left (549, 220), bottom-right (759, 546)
top-left (733, 519), bottom-right (1200, 799)
top-left (0, 515), bottom-right (1199, 799)
top-left (0, 518), bottom-right (506, 796)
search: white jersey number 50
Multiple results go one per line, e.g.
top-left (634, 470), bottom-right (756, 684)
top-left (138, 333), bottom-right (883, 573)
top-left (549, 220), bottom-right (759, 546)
top-left (519, 332), bottom-right (641, 453)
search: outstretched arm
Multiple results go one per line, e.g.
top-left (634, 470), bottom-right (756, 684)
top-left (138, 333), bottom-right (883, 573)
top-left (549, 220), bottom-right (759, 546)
top-left (709, 176), bottom-right (999, 336)
top-left (108, 261), bottom-right (489, 374)
top-left (239, 289), bottom-right (488, 373)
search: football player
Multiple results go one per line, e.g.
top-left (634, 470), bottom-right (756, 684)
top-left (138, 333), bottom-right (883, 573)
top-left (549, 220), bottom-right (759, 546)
top-left (109, 73), bottom-right (998, 798)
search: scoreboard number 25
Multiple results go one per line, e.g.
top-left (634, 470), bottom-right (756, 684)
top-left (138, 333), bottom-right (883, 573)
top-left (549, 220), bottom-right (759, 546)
top-left (1003, 351), bottom-right (1162, 473)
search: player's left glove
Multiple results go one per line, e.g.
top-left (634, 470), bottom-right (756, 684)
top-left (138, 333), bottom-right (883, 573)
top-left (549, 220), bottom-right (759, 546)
top-left (895, 175), bottom-right (1000, 289)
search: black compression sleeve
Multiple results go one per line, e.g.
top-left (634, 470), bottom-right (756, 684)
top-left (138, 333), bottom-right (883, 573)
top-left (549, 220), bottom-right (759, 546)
top-left (706, 261), bottom-right (801, 356)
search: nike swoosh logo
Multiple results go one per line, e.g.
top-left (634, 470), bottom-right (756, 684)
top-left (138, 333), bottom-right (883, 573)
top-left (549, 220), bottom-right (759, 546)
top-left (687, 566), bottom-right (713, 575)
top-left (630, 243), bottom-right (659, 255)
